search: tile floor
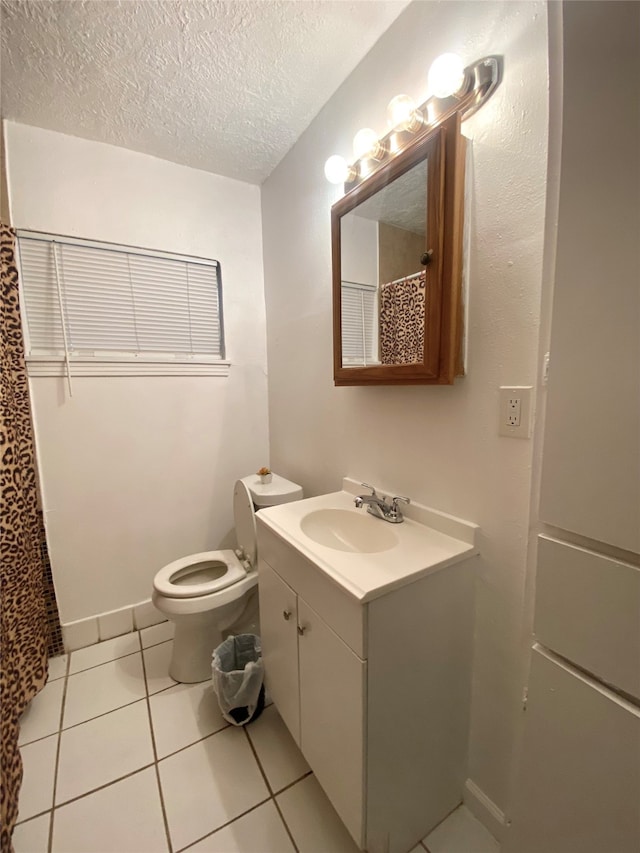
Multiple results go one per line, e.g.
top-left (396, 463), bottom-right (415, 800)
top-left (14, 624), bottom-right (500, 853)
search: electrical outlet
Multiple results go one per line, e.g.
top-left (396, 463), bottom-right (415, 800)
top-left (499, 386), bottom-right (533, 438)
top-left (507, 395), bottom-right (521, 426)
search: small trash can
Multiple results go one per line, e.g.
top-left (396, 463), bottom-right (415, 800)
top-left (211, 634), bottom-right (265, 726)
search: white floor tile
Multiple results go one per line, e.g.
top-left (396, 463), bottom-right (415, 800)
top-left (47, 655), bottom-right (68, 681)
top-left (52, 767), bottom-right (168, 853)
top-left (143, 641), bottom-right (178, 694)
top-left (17, 735), bottom-right (58, 821)
top-left (424, 806), bottom-right (499, 853)
top-left (149, 680), bottom-right (227, 759)
top-left (18, 679), bottom-right (65, 745)
top-left (68, 632), bottom-right (141, 674)
top-left (159, 727), bottom-right (269, 851)
top-left (409, 847), bottom-right (424, 853)
top-left (247, 704), bottom-right (309, 792)
top-left (277, 774), bottom-right (360, 853)
top-left (12, 812), bottom-right (50, 853)
top-left (63, 653), bottom-right (146, 728)
top-left (187, 801), bottom-right (295, 852)
top-left (141, 620), bottom-right (174, 648)
top-left (56, 699), bottom-right (154, 805)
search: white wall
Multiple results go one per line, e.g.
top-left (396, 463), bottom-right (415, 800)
top-left (5, 122), bottom-right (270, 624)
top-left (261, 0), bottom-right (549, 817)
top-left (341, 214), bottom-right (378, 285)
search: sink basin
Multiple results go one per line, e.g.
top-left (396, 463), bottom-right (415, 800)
top-left (300, 508), bottom-right (399, 553)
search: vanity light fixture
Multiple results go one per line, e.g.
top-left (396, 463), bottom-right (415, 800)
top-left (324, 53), bottom-right (501, 190)
top-left (427, 52), bottom-right (467, 99)
top-left (324, 154), bottom-right (357, 185)
top-left (353, 127), bottom-right (386, 161)
top-left (386, 94), bottom-right (425, 133)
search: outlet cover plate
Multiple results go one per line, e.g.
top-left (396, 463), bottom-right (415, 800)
top-left (499, 386), bottom-right (533, 438)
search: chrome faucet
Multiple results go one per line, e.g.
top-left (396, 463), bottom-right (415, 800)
top-left (354, 483), bottom-right (410, 524)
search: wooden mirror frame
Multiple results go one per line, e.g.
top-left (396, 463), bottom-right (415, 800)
top-left (332, 112), bottom-right (466, 386)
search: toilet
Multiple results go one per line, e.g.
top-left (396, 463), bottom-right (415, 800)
top-left (152, 473), bottom-right (303, 683)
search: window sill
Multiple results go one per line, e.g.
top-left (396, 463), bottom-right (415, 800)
top-left (26, 356), bottom-right (231, 378)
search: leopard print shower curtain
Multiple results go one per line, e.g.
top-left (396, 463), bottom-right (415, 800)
top-left (1, 223), bottom-right (61, 852)
top-left (379, 270), bottom-right (426, 365)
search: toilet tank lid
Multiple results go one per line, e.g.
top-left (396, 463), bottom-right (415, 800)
top-left (241, 473), bottom-right (303, 507)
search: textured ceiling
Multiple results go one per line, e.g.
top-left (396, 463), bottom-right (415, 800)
top-left (1, 0), bottom-right (410, 184)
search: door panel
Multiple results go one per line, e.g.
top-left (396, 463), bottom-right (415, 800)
top-left (506, 647), bottom-right (640, 853)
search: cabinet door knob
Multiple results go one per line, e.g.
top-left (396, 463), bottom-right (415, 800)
top-left (283, 610), bottom-right (292, 621)
top-left (297, 625), bottom-right (306, 636)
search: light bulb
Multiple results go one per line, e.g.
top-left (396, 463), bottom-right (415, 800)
top-left (428, 53), bottom-right (466, 98)
top-left (386, 94), bottom-right (423, 132)
top-left (353, 128), bottom-right (381, 160)
top-left (324, 155), bottom-right (351, 184)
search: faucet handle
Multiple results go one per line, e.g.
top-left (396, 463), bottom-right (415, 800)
top-left (392, 496), bottom-right (410, 510)
top-left (361, 482), bottom-right (378, 497)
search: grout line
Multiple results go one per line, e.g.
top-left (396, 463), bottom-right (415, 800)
top-left (140, 637), bottom-right (175, 652)
top-left (66, 645), bottom-right (142, 678)
top-left (51, 763), bottom-right (156, 810)
top-left (175, 796), bottom-right (273, 853)
top-left (60, 694), bottom-right (147, 734)
top-left (140, 636), bottom-right (174, 853)
top-left (425, 801), bottom-right (462, 839)
top-left (272, 769), bottom-right (312, 798)
top-left (243, 726), bottom-right (274, 796)
top-left (48, 655), bottom-right (70, 852)
top-left (156, 721), bottom-right (232, 763)
top-left (147, 680), bottom-right (180, 699)
top-left (272, 789), bottom-right (301, 853)
top-left (14, 807), bottom-right (52, 827)
top-left (243, 726), bottom-right (300, 853)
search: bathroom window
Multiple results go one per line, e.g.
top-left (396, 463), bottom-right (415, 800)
top-left (340, 280), bottom-right (379, 366)
top-left (16, 231), bottom-right (228, 377)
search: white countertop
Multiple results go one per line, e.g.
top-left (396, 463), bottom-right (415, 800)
top-left (256, 482), bottom-right (479, 603)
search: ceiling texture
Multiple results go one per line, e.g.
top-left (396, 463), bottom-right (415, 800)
top-left (0, 0), bottom-right (409, 184)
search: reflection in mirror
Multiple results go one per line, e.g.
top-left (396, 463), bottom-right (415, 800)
top-left (340, 157), bottom-right (428, 368)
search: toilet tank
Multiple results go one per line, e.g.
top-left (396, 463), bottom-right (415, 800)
top-left (241, 473), bottom-right (303, 509)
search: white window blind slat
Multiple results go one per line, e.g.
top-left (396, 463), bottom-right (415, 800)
top-left (341, 280), bottom-right (377, 365)
top-left (17, 233), bottom-right (224, 362)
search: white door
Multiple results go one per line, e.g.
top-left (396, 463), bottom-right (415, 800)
top-left (258, 560), bottom-right (300, 743)
top-left (506, 647), bottom-right (640, 853)
top-left (298, 596), bottom-right (366, 848)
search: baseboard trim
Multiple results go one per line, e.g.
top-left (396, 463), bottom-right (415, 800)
top-left (62, 599), bottom-right (166, 652)
top-left (463, 778), bottom-right (508, 842)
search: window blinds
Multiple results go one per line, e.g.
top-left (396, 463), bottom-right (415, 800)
top-left (17, 232), bottom-right (224, 360)
top-left (341, 280), bottom-right (378, 365)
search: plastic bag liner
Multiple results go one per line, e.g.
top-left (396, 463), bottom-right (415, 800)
top-left (211, 634), bottom-right (265, 726)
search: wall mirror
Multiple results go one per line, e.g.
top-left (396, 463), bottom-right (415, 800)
top-left (332, 112), bottom-right (466, 386)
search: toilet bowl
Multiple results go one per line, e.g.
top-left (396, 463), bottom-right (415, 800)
top-left (152, 473), bottom-right (303, 683)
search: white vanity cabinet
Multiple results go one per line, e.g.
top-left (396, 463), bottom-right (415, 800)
top-left (257, 518), bottom-right (476, 853)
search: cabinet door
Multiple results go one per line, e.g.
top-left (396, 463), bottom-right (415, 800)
top-left (258, 560), bottom-right (300, 743)
top-left (298, 597), bottom-right (366, 848)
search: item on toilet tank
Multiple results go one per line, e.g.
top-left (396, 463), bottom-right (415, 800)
top-left (152, 473), bottom-right (303, 683)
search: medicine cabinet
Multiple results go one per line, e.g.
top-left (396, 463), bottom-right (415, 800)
top-left (332, 112), bottom-right (466, 386)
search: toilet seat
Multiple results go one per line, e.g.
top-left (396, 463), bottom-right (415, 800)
top-left (153, 549), bottom-right (246, 599)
